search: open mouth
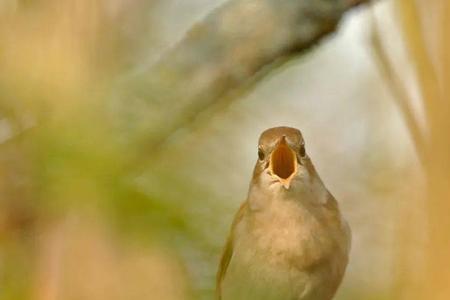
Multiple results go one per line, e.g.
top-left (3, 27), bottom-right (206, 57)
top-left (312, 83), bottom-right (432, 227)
top-left (269, 137), bottom-right (297, 188)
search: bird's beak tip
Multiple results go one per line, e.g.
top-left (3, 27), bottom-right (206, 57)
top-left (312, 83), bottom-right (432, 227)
top-left (282, 182), bottom-right (291, 190)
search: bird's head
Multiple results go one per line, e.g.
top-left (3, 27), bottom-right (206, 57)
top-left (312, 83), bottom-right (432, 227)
top-left (252, 126), bottom-right (313, 190)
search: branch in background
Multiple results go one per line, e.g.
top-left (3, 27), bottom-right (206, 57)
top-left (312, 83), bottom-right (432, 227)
top-left (370, 13), bottom-right (428, 166)
top-left (118, 0), bottom-right (370, 159)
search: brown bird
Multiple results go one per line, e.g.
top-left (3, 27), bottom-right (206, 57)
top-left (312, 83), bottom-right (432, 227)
top-left (217, 127), bottom-right (351, 300)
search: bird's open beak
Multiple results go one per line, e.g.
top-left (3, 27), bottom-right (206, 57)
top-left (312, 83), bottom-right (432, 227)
top-left (269, 136), bottom-right (298, 189)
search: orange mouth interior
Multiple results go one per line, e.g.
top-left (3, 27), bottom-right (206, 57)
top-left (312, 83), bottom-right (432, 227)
top-left (270, 141), bottom-right (297, 180)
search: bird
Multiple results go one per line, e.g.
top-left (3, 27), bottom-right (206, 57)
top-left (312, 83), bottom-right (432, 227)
top-left (216, 126), bottom-right (351, 300)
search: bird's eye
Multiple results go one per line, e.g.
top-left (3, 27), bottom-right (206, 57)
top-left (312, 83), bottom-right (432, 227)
top-left (299, 144), bottom-right (306, 157)
top-left (258, 148), bottom-right (265, 160)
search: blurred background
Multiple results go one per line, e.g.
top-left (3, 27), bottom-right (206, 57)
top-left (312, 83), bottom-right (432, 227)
top-left (0, 0), bottom-right (448, 299)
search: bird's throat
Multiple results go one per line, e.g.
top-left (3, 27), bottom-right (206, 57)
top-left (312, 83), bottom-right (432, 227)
top-left (269, 141), bottom-right (297, 189)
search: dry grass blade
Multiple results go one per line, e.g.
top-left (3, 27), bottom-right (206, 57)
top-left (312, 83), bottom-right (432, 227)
top-left (369, 12), bottom-right (427, 166)
top-left (393, 0), bottom-right (441, 127)
top-left (393, 0), bottom-right (450, 298)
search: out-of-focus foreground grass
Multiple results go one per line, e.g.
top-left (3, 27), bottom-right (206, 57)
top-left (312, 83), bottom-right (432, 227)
top-left (0, 0), bottom-right (449, 300)
top-left (0, 1), bottom-right (192, 299)
top-left (389, 0), bottom-right (450, 299)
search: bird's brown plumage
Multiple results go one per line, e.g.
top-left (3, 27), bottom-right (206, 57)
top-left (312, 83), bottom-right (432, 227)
top-left (216, 127), bottom-right (350, 300)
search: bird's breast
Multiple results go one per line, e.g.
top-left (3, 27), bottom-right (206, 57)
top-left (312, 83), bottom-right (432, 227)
top-left (222, 192), bottom-right (350, 300)
top-left (233, 196), bottom-right (346, 278)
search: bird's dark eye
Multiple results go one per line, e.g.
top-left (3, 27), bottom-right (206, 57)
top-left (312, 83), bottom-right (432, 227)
top-left (258, 148), bottom-right (265, 160)
top-left (299, 144), bottom-right (306, 157)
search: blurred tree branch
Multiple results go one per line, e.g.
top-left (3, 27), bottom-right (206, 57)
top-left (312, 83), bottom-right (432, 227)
top-left (118, 0), bottom-right (370, 160)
